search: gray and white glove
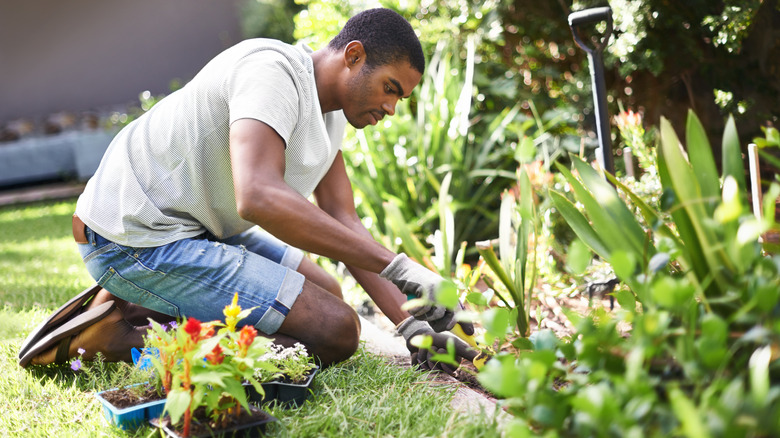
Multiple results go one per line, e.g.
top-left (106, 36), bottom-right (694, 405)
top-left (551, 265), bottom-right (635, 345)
top-left (380, 253), bottom-right (456, 332)
top-left (396, 317), bottom-right (477, 375)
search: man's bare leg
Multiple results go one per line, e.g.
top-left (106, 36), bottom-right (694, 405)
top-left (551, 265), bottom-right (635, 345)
top-left (296, 257), bottom-right (343, 299)
top-left (275, 280), bottom-right (360, 367)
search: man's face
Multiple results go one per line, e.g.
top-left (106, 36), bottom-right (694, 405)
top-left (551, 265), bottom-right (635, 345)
top-left (342, 61), bottom-right (422, 129)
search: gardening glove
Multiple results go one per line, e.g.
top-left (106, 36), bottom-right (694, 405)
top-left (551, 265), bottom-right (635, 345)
top-left (396, 316), bottom-right (478, 375)
top-left (381, 253), bottom-right (473, 334)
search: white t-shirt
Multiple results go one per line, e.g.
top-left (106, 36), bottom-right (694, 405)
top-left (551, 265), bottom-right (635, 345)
top-left (77, 39), bottom-right (347, 247)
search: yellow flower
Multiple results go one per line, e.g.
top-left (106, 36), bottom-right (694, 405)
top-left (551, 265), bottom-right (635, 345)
top-left (224, 292), bottom-right (242, 332)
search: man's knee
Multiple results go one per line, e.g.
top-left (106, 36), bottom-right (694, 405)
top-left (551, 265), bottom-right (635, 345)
top-left (324, 305), bottom-right (361, 364)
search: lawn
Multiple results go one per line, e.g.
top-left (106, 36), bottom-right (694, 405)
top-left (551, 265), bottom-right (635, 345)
top-left (0, 198), bottom-right (501, 437)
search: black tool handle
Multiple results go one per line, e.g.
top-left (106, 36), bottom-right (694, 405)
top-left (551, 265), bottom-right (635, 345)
top-left (568, 6), bottom-right (613, 55)
top-left (568, 6), bottom-right (612, 27)
top-left (568, 6), bottom-right (615, 176)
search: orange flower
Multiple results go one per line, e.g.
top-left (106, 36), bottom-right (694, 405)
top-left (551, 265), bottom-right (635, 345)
top-left (206, 344), bottom-right (224, 365)
top-left (238, 325), bottom-right (257, 347)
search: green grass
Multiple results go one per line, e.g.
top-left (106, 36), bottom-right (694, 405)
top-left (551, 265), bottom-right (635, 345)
top-left (0, 199), bottom-right (501, 437)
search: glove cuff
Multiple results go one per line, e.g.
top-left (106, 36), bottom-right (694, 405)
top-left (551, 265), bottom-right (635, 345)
top-left (395, 316), bottom-right (429, 340)
top-left (380, 253), bottom-right (409, 280)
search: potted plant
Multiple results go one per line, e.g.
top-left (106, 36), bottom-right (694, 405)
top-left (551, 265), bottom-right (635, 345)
top-left (247, 343), bottom-right (319, 407)
top-left (144, 293), bottom-right (278, 437)
top-left (86, 349), bottom-right (167, 430)
top-left (95, 381), bottom-right (167, 430)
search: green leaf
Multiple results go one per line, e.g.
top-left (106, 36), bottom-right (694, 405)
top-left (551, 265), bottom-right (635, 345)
top-left (571, 156), bottom-right (648, 256)
top-left (515, 136), bottom-right (537, 164)
top-left (749, 346), bottom-right (772, 406)
top-left (615, 289), bottom-right (636, 310)
top-left (566, 238), bottom-right (591, 275)
top-left (477, 353), bottom-right (525, 398)
top-left (476, 240), bottom-right (520, 302)
top-left (721, 115), bottom-right (746, 194)
top-left (549, 190), bottom-right (610, 259)
top-left (481, 307), bottom-right (511, 339)
top-left (685, 109), bottom-right (720, 206)
top-left (434, 279), bottom-right (459, 309)
top-left (610, 250), bottom-right (637, 281)
top-left (659, 116), bottom-right (732, 294)
top-left (607, 173), bottom-right (681, 246)
top-left (383, 201), bottom-right (429, 262)
top-left (668, 388), bottom-right (711, 438)
top-left (410, 334), bottom-right (433, 350)
top-left (499, 190), bottom-right (516, 278)
top-left (651, 276), bottom-right (695, 310)
top-left (166, 388), bottom-right (192, 426)
top-left (529, 329), bottom-right (558, 351)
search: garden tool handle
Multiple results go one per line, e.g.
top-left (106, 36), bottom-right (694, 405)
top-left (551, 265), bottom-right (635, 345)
top-left (568, 7), bottom-right (613, 55)
top-left (568, 6), bottom-right (616, 177)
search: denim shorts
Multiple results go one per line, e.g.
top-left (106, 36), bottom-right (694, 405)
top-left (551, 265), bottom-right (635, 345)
top-left (77, 226), bottom-right (305, 335)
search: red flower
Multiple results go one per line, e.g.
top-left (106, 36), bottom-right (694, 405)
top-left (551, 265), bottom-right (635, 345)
top-left (238, 325), bottom-right (257, 347)
top-left (184, 318), bottom-right (202, 341)
top-left (206, 344), bottom-right (224, 365)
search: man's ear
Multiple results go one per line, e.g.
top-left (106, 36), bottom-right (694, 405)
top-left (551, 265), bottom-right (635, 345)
top-left (343, 40), bottom-right (366, 68)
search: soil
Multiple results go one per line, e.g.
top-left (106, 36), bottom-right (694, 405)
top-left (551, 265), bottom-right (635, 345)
top-left (153, 405), bottom-right (275, 437)
top-left (99, 385), bottom-right (165, 409)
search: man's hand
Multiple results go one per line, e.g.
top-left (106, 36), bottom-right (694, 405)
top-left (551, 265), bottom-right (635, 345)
top-left (396, 317), bottom-right (477, 375)
top-left (380, 253), bottom-right (474, 333)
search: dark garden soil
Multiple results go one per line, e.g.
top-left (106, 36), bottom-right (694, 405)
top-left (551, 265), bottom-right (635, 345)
top-left (99, 385), bottom-right (165, 409)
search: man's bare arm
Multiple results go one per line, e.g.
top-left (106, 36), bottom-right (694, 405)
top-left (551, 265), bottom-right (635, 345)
top-left (229, 118), bottom-right (395, 273)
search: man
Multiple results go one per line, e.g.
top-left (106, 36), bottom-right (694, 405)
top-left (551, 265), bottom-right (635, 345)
top-left (18, 8), bottom-right (475, 372)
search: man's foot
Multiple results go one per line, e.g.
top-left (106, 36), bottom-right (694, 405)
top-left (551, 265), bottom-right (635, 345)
top-left (19, 300), bottom-right (147, 367)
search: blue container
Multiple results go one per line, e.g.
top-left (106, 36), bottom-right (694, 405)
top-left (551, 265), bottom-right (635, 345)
top-left (95, 385), bottom-right (167, 430)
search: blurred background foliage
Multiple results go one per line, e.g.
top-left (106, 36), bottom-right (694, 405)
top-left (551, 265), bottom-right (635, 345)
top-left (238, 0), bottom-right (779, 269)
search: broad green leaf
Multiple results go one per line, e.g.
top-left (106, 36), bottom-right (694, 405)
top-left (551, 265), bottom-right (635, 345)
top-left (549, 190), bottom-right (610, 259)
top-left (660, 117), bottom-right (733, 293)
top-left (615, 289), bottom-right (636, 310)
top-left (656, 143), bottom-right (709, 291)
top-left (571, 156), bottom-right (648, 256)
top-left (190, 370), bottom-right (231, 387)
top-left (481, 306), bottom-right (511, 338)
top-left (651, 276), bottom-right (695, 310)
top-left (721, 115), bottom-right (746, 193)
top-left (434, 279), bottom-right (459, 309)
top-left (166, 388), bottom-right (192, 426)
top-left (529, 329), bottom-right (558, 351)
top-left (669, 388), bottom-right (711, 438)
top-left (607, 173), bottom-right (682, 246)
top-left (566, 238), bottom-right (591, 275)
top-left (477, 353), bottom-right (526, 398)
top-left (555, 161), bottom-right (642, 257)
top-left (610, 250), bottom-right (637, 281)
top-left (685, 110), bottom-right (720, 206)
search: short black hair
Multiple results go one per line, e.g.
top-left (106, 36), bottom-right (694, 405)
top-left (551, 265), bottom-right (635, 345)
top-left (327, 8), bottom-right (425, 75)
